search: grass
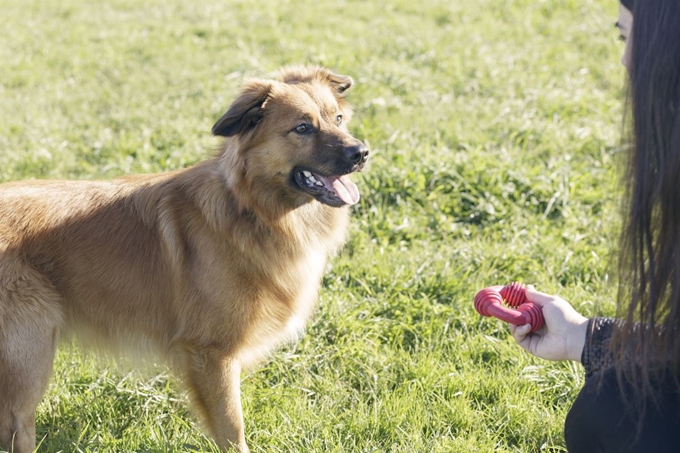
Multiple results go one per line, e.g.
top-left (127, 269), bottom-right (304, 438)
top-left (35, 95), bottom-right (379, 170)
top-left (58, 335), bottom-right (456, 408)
top-left (1, 0), bottom-right (626, 451)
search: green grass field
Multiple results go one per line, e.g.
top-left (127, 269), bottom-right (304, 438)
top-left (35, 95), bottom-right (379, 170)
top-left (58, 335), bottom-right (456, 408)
top-left (1, 0), bottom-right (626, 451)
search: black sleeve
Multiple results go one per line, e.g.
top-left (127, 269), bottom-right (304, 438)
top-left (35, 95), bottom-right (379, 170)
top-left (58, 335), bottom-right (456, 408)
top-left (581, 317), bottom-right (621, 379)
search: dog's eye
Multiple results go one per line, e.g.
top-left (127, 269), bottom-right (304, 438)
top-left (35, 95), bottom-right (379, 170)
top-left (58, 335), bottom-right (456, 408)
top-left (336, 114), bottom-right (343, 125)
top-left (295, 123), bottom-right (310, 134)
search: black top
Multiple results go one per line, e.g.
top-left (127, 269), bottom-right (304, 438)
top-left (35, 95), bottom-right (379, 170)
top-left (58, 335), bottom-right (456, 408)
top-left (581, 317), bottom-right (620, 379)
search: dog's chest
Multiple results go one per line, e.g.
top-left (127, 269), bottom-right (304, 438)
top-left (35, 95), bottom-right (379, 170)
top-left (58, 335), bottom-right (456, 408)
top-left (237, 247), bottom-right (327, 366)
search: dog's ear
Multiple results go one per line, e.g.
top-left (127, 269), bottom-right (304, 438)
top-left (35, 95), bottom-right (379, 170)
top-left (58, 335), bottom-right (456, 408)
top-left (212, 80), bottom-right (272, 137)
top-left (326, 72), bottom-right (353, 96)
top-left (279, 66), bottom-right (353, 96)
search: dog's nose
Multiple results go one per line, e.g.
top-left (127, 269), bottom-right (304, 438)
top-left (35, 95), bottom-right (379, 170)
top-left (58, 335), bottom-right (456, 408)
top-left (346, 145), bottom-right (369, 165)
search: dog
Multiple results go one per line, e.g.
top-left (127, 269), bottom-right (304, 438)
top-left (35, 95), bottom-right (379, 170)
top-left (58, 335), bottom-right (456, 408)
top-left (0, 65), bottom-right (368, 452)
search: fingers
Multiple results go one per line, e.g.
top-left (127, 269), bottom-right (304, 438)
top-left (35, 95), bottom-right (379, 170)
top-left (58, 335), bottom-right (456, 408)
top-left (511, 323), bottom-right (532, 344)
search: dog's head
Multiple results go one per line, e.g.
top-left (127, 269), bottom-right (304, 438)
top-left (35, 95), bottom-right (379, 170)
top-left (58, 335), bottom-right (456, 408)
top-left (212, 66), bottom-right (368, 208)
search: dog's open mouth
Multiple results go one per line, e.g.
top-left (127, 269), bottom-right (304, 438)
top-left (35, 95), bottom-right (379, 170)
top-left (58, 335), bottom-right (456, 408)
top-left (293, 169), bottom-right (360, 207)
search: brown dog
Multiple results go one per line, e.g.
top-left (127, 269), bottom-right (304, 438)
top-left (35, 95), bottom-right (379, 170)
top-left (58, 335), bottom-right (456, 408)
top-left (0, 65), bottom-right (368, 452)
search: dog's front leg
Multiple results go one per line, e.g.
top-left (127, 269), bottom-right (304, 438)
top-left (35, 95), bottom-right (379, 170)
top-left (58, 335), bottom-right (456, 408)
top-left (182, 348), bottom-right (249, 452)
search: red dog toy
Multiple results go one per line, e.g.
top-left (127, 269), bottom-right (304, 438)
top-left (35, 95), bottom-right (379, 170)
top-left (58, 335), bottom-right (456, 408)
top-left (474, 282), bottom-right (544, 332)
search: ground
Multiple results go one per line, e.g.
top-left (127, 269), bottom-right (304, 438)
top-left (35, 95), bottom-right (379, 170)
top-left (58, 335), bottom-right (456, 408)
top-left (0, 0), bottom-right (623, 451)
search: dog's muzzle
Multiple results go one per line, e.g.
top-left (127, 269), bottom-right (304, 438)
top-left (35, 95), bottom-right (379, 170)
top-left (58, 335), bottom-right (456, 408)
top-left (345, 144), bottom-right (369, 168)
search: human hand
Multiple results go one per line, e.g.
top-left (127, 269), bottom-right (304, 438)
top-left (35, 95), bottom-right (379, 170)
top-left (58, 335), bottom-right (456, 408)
top-left (510, 286), bottom-right (588, 362)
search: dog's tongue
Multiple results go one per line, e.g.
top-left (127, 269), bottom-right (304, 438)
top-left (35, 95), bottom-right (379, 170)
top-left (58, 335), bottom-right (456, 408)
top-left (317, 174), bottom-right (360, 205)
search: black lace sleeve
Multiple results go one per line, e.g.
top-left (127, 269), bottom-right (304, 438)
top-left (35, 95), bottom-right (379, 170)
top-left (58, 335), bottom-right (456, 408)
top-left (581, 317), bottom-right (621, 379)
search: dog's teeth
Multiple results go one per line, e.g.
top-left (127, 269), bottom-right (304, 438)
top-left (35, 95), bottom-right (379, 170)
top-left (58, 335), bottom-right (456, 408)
top-left (303, 171), bottom-right (312, 177)
top-left (315, 181), bottom-right (323, 186)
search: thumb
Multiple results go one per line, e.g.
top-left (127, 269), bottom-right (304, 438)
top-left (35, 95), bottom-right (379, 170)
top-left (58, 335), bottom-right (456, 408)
top-left (524, 285), bottom-right (554, 307)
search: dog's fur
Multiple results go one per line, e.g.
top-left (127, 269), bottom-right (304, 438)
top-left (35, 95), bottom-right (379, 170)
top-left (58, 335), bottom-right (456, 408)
top-left (0, 66), bottom-right (368, 452)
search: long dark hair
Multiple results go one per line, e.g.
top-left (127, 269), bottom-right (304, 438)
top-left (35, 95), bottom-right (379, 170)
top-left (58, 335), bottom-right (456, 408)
top-left (614, 0), bottom-right (680, 404)
top-left (620, 0), bottom-right (633, 12)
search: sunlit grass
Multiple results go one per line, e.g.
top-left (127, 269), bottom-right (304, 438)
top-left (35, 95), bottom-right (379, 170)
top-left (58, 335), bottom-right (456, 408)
top-left (1, 0), bottom-right (624, 451)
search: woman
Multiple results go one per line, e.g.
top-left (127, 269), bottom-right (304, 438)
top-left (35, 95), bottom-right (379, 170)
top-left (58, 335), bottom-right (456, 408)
top-left (510, 0), bottom-right (680, 451)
